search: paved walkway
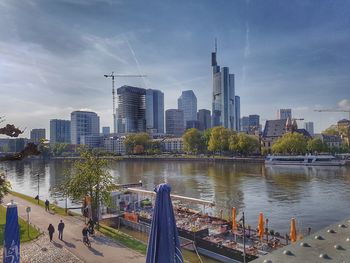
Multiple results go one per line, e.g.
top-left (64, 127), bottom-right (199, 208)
top-left (3, 194), bottom-right (145, 263)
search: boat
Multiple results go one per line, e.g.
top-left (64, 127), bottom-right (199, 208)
top-left (265, 154), bottom-right (346, 166)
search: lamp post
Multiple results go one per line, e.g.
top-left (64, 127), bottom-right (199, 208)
top-left (37, 174), bottom-right (40, 204)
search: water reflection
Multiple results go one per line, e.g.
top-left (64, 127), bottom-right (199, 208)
top-left (3, 159), bottom-right (350, 234)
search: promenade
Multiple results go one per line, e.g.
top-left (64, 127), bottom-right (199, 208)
top-left (3, 194), bottom-right (145, 263)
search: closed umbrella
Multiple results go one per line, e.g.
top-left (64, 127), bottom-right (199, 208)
top-left (258, 212), bottom-right (264, 240)
top-left (290, 218), bottom-right (297, 243)
top-left (3, 201), bottom-right (20, 263)
top-left (146, 183), bottom-right (184, 263)
top-left (232, 207), bottom-right (237, 231)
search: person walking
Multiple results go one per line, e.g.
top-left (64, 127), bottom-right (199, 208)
top-left (48, 223), bottom-right (55, 242)
top-left (58, 220), bottom-right (65, 241)
top-left (45, 199), bottom-right (50, 212)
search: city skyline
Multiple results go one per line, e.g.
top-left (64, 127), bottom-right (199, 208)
top-left (1, 0), bottom-right (350, 136)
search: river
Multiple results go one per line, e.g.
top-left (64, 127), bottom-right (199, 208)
top-left (3, 159), bottom-right (350, 236)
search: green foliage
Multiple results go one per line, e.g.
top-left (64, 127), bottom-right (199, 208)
top-left (60, 149), bottom-right (117, 219)
top-left (51, 143), bottom-right (69, 157)
top-left (229, 132), bottom-right (259, 155)
top-left (124, 133), bottom-right (151, 154)
top-left (208, 126), bottom-right (230, 154)
top-left (307, 138), bottom-right (327, 153)
top-left (323, 127), bottom-right (339, 136)
top-left (182, 128), bottom-right (203, 154)
top-left (272, 132), bottom-right (308, 155)
top-left (0, 173), bottom-right (11, 203)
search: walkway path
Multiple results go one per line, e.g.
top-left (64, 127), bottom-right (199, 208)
top-left (3, 194), bottom-right (145, 263)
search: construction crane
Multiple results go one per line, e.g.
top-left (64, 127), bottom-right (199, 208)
top-left (314, 109), bottom-right (350, 120)
top-left (104, 72), bottom-right (146, 133)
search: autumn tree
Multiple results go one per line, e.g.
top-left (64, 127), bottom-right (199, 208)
top-left (124, 133), bottom-right (151, 154)
top-left (182, 128), bottom-right (203, 154)
top-left (272, 132), bottom-right (308, 155)
top-left (208, 126), bottom-right (230, 154)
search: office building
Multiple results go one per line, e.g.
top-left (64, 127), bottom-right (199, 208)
top-left (197, 109), bottom-right (211, 131)
top-left (165, 109), bottom-right (184, 136)
top-left (102, 127), bottom-right (110, 135)
top-left (211, 43), bottom-right (239, 130)
top-left (235, 96), bottom-right (241, 131)
top-left (178, 90), bottom-right (197, 126)
top-left (304, 122), bottom-right (314, 137)
top-left (146, 89), bottom-right (164, 134)
top-left (240, 115), bottom-right (260, 134)
top-left (30, 129), bottom-right (46, 144)
top-left (277, 109), bottom-right (292, 120)
top-left (240, 117), bottom-right (250, 132)
top-left (103, 136), bottom-right (126, 155)
top-left (71, 111), bottom-right (100, 145)
top-left (186, 120), bottom-right (200, 130)
top-left (50, 119), bottom-right (71, 144)
top-left (116, 85), bottom-right (146, 133)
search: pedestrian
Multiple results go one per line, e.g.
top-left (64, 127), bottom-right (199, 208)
top-left (45, 199), bottom-right (50, 212)
top-left (48, 223), bottom-right (55, 242)
top-left (58, 220), bottom-right (65, 240)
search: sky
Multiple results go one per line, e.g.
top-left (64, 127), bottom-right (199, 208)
top-left (1, 0), bottom-right (350, 136)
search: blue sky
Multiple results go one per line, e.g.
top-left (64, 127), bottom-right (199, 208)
top-left (1, 0), bottom-right (350, 135)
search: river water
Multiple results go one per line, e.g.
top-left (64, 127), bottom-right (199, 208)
top-left (3, 159), bottom-right (350, 236)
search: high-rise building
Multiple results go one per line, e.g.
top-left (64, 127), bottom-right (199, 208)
top-left (235, 96), bottom-right (241, 131)
top-left (240, 117), bottom-right (250, 132)
top-left (146, 89), bottom-right (164, 134)
top-left (304, 122), bottom-right (314, 137)
top-left (186, 120), bottom-right (200, 130)
top-left (240, 115), bottom-right (260, 134)
top-left (165, 109), bottom-right (184, 136)
top-left (277, 109), bottom-right (292, 120)
top-left (116, 85), bottom-right (146, 133)
top-left (102, 126), bottom-right (110, 135)
top-left (30, 128), bottom-right (46, 144)
top-left (197, 109), bottom-right (211, 131)
top-left (211, 43), bottom-right (238, 130)
top-left (71, 111), bottom-right (100, 145)
top-left (50, 119), bottom-right (71, 144)
top-left (178, 90), bottom-right (197, 126)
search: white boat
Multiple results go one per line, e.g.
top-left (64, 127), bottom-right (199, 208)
top-left (265, 154), bottom-right (346, 166)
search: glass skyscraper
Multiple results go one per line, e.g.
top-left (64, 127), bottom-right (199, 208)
top-left (50, 119), bottom-right (71, 144)
top-left (146, 89), bottom-right (164, 134)
top-left (70, 111), bottom-right (100, 145)
top-left (178, 90), bottom-right (197, 126)
top-left (166, 109), bottom-right (184, 136)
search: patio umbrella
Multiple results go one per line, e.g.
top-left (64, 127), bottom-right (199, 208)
top-left (290, 218), bottom-right (297, 243)
top-left (258, 212), bottom-right (264, 240)
top-left (3, 201), bottom-right (20, 263)
top-left (146, 183), bottom-right (183, 263)
top-left (232, 207), bottom-right (237, 231)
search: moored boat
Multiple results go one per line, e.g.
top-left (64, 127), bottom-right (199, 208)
top-left (265, 154), bottom-right (345, 166)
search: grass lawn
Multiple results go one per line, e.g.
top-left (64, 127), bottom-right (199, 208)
top-left (10, 191), bottom-right (70, 216)
top-left (0, 205), bottom-right (41, 245)
top-left (99, 224), bottom-right (147, 255)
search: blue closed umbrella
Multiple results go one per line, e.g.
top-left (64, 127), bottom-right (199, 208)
top-left (3, 201), bottom-right (20, 263)
top-left (146, 183), bottom-right (183, 263)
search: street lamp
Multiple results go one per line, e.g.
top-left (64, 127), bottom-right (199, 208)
top-left (37, 174), bottom-right (40, 204)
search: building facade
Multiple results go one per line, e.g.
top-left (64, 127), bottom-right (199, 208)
top-left (103, 136), bottom-right (126, 155)
top-left (30, 128), bottom-right (46, 144)
top-left (186, 120), bottom-right (200, 130)
top-left (165, 109), bottom-right (184, 136)
top-left (197, 109), bottom-right (211, 131)
top-left (71, 111), bottom-right (100, 145)
top-left (211, 44), bottom-right (238, 130)
top-left (102, 126), bottom-right (110, 135)
top-left (277, 109), bottom-right (292, 120)
top-left (116, 85), bottom-right (146, 133)
top-left (178, 90), bottom-right (197, 126)
top-left (50, 119), bottom-right (71, 144)
top-left (240, 115), bottom-right (260, 134)
top-left (146, 89), bottom-right (164, 134)
top-left (235, 96), bottom-right (241, 131)
top-left (304, 122), bottom-right (314, 137)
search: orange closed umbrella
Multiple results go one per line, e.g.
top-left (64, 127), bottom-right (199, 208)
top-left (232, 207), bottom-right (237, 231)
top-left (290, 218), bottom-right (297, 243)
top-left (258, 212), bottom-right (264, 240)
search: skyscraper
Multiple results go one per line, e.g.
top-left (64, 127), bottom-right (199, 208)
top-left (50, 119), bottom-right (71, 144)
top-left (165, 109), bottom-right (184, 136)
top-left (211, 42), bottom-right (238, 130)
top-left (240, 117), bottom-right (250, 132)
top-left (30, 129), bottom-right (46, 144)
top-left (277, 109), bottom-right (292, 120)
top-left (304, 122), bottom-right (314, 137)
top-left (102, 126), bottom-right (110, 135)
top-left (178, 90), bottom-right (197, 126)
top-left (71, 111), bottom-right (100, 145)
top-left (235, 96), bottom-right (241, 131)
top-left (197, 109), bottom-right (211, 131)
top-left (146, 89), bottom-right (164, 134)
top-left (116, 85), bottom-right (146, 133)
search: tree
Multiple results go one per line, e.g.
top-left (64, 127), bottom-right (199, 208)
top-left (272, 132), bottom-right (308, 155)
top-left (124, 133), bottom-right (151, 154)
top-left (0, 173), bottom-right (11, 203)
top-left (51, 143), bottom-right (69, 157)
top-left (182, 128), bottom-right (203, 154)
top-left (60, 150), bottom-right (116, 220)
top-left (208, 126), bottom-right (230, 154)
top-left (307, 138), bottom-right (327, 153)
top-left (236, 133), bottom-right (260, 156)
top-left (323, 127), bottom-right (339, 136)
top-left (228, 131), bottom-right (239, 154)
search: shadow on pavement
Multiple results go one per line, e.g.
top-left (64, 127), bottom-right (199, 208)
top-left (88, 246), bottom-right (104, 257)
top-left (52, 241), bottom-right (63, 248)
top-left (63, 240), bottom-right (76, 248)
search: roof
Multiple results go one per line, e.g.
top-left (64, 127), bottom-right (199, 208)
top-left (338, 119), bottom-right (350, 124)
top-left (295, 128), bottom-right (312, 138)
top-left (263, 119), bottom-right (287, 138)
top-left (321, 134), bottom-right (343, 142)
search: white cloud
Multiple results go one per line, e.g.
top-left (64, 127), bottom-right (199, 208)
top-left (338, 99), bottom-right (350, 110)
